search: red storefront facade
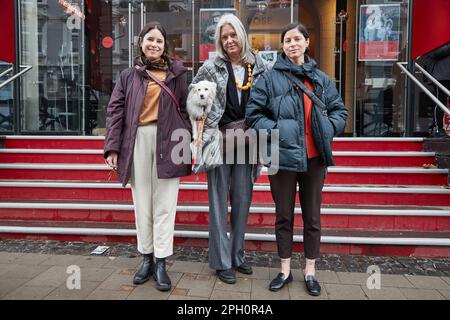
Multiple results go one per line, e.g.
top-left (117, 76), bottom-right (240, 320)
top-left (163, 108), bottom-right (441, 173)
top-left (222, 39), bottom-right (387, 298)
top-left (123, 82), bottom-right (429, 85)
top-left (0, 0), bottom-right (449, 136)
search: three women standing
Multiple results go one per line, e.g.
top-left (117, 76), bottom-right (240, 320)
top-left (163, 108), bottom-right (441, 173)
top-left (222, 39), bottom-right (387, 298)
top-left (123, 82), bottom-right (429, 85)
top-left (246, 23), bottom-right (348, 296)
top-left (104, 17), bottom-right (348, 297)
top-left (104, 22), bottom-right (191, 292)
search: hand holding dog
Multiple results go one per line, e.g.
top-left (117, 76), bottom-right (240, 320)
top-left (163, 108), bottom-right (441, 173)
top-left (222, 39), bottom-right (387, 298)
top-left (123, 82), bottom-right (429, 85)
top-left (187, 80), bottom-right (217, 165)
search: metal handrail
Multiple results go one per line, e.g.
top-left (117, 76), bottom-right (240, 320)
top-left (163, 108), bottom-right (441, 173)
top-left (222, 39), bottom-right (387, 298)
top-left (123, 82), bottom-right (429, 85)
top-left (397, 62), bottom-right (450, 116)
top-left (0, 66), bottom-right (13, 78)
top-left (415, 62), bottom-right (450, 98)
top-left (0, 65), bottom-right (33, 89)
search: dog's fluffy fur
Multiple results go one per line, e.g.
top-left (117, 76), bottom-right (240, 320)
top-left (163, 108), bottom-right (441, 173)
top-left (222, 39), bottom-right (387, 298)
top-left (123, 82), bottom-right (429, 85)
top-left (187, 80), bottom-right (217, 158)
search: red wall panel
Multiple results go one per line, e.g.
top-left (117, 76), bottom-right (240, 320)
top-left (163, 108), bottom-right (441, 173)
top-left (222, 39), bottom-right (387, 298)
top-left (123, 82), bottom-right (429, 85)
top-left (0, 0), bottom-right (15, 63)
top-left (412, 0), bottom-right (450, 59)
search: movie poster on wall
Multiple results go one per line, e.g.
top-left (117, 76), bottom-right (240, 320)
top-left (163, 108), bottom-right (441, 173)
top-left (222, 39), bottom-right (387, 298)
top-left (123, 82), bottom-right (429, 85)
top-left (359, 4), bottom-right (401, 61)
top-left (199, 8), bottom-right (237, 62)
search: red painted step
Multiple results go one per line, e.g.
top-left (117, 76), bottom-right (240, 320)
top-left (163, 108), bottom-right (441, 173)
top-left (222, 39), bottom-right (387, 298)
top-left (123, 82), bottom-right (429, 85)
top-left (0, 152), bottom-right (104, 164)
top-left (1, 183), bottom-right (449, 206)
top-left (4, 137), bottom-right (424, 152)
top-left (332, 154), bottom-right (435, 167)
top-left (0, 204), bottom-right (448, 231)
top-left (331, 138), bottom-right (424, 151)
top-left (4, 137), bottom-right (105, 150)
top-left (0, 150), bottom-right (435, 167)
top-left (0, 168), bottom-right (110, 181)
top-left (1, 167), bottom-right (447, 186)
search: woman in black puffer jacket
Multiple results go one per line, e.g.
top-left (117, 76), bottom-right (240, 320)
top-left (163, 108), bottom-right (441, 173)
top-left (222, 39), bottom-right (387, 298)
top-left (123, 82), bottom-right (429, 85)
top-left (246, 23), bottom-right (348, 296)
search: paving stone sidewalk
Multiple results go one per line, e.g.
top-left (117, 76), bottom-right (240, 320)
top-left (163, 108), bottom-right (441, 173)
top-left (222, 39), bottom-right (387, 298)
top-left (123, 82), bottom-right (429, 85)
top-left (0, 239), bottom-right (449, 300)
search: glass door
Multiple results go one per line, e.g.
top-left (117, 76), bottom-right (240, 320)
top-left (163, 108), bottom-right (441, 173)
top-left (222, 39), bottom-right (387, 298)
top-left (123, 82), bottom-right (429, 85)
top-left (140, 1), bottom-right (195, 81)
top-left (20, 0), bottom-right (85, 133)
top-left (18, 0), bottom-right (140, 135)
top-left (354, 0), bottom-right (410, 136)
top-left (0, 62), bottom-right (14, 132)
top-left (82, 0), bottom-right (169, 136)
top-left (83, 0), bottom-right (136, 135)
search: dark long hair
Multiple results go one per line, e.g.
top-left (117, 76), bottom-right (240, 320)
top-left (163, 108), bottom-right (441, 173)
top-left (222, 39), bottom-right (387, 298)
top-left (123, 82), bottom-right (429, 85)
top-left (136, 21), bottom-right (171, 64)
top-left (280, 23), bottom-right (311, 58)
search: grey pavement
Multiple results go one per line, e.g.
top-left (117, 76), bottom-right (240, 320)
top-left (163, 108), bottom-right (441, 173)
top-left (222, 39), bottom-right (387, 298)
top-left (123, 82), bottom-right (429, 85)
top-left (0, 239), bottom-right (449, 300)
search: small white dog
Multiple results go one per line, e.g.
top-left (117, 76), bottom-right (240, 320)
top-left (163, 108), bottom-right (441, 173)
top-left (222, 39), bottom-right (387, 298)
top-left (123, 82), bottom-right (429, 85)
top-left (187, 80), bottom-right (217, 163)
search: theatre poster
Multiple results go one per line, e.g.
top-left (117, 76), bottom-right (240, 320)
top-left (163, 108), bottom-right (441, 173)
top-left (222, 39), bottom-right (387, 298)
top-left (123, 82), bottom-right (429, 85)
top-left (359, 4), bottom-right (401, 61)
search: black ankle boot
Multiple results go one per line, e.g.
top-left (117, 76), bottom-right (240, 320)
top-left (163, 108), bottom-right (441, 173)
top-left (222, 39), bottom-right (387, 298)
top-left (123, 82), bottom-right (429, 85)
top-left (154, 257), bottom-right (171, 291)
top-left (133, 253), bottom-right (154, 285)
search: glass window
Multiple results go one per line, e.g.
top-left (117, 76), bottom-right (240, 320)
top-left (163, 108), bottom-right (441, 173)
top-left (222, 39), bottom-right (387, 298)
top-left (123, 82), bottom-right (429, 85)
top-left (244, 1), bottom-right (293, 54)
top-left (20, 0), bottom-right (85, 133)
top-left (355, 0), bottom-right (409, 136)
top-left (83, 0), bottom-right (131, 135)
top-left (0, 61), bottom-right (14, 131)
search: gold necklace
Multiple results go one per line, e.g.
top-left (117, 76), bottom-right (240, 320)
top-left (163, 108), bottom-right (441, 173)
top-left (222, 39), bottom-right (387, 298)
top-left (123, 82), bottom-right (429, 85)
top-left (235, 64), bottom-right (252, 91)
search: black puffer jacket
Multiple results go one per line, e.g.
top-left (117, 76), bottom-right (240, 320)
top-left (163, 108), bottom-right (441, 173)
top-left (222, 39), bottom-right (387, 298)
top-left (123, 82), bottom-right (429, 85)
top-left (246, 54), bottom-right (348, 172)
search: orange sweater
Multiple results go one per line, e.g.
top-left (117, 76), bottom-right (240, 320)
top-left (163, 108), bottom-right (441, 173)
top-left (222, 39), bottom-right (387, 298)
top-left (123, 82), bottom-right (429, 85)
top-left (139, 70), bottom-right (167, 126)
top-left (303, 80), bottom-right (320, 159)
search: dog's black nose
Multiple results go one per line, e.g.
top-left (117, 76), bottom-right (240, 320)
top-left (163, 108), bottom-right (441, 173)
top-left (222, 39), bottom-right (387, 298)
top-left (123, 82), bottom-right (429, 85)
top-left (199, 94), bottom-right (204, 99)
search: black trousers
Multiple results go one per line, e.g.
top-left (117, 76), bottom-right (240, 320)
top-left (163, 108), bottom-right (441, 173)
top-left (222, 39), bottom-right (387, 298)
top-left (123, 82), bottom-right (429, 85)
top-left (435, 80), bottom-right (450, 130)
top-left (268, 157), bottom-right (326, 260)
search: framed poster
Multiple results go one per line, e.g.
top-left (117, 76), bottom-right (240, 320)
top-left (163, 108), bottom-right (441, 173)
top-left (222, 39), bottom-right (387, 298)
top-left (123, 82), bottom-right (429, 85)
top-left (199, 8), bottom-right (237, 62)
top-left (358, 4), bottom-right (401, 61)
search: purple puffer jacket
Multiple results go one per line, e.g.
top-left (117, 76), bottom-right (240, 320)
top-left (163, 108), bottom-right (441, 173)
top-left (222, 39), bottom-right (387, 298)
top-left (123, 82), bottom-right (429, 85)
top-left (104, 59), bottom-right (192, 186)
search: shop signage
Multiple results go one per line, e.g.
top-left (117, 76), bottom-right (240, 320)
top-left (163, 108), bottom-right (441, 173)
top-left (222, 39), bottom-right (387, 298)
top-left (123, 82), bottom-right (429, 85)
top-left (358, 4), bottom-right (401, 61)
top-left (102, 37), bottom-right (114, 49)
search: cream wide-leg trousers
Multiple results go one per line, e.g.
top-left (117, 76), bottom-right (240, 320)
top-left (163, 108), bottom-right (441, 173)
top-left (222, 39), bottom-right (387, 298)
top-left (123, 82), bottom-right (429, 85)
top-left (130, 124), bottom-right (180, 258)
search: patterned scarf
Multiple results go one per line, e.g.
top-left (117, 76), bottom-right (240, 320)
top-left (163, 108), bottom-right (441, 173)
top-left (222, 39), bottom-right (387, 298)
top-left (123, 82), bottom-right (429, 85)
top-left (137, 56), bottom-right (169, 71)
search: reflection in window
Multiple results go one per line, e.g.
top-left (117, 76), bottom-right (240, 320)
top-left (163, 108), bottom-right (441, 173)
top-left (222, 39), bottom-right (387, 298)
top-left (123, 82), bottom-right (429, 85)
top-left (21, 0), bottom-right (83, 132)
top-left (0, 61), bottom-right (13, 131)
top-left (355, 1), bottom-right (409, 136)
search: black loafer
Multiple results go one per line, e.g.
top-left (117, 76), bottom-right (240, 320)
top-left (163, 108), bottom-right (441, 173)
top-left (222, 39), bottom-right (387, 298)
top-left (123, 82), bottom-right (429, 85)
top-left (269, 272), bottom-right (292, 292)
top-left (216, 268), bottom-right (236, 284)
top-left (305, 275), bottom-right (321, 296)
top-left (235, 262), bottom-right (253, 275)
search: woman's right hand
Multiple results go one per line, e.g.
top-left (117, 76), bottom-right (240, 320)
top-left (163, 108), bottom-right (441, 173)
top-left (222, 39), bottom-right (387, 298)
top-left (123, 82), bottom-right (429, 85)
top-left (106, 151), bottom-right (118, 171)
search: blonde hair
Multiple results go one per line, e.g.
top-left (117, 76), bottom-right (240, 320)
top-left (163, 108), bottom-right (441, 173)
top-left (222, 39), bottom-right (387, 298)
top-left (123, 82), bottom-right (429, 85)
top-left (214, 14), bottom-right (255, 65)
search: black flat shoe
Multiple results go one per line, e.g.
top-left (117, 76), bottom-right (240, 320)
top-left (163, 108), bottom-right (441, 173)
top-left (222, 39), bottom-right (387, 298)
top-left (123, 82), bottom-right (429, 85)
top-left (216, 268), bottom-right (236, 284)
top-left (235, 262), bottom-right (253, 275)
top-left (269, 272), bottom-right (292, 292)
top-left (305, 275), bottom-right (321, 296)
